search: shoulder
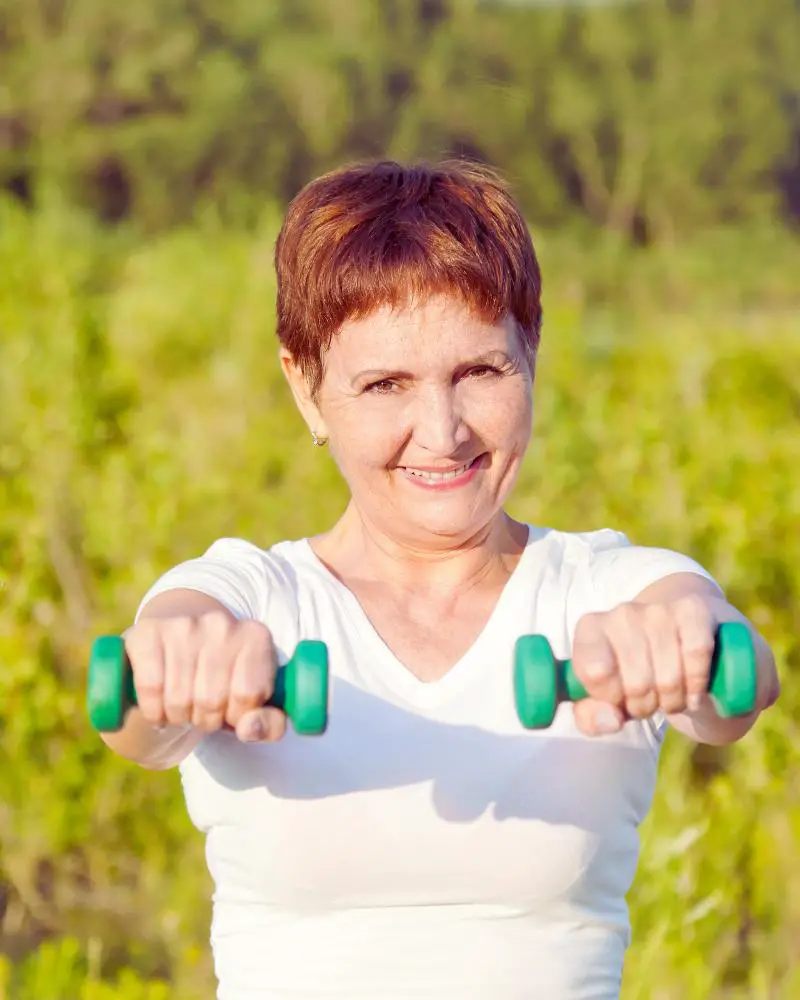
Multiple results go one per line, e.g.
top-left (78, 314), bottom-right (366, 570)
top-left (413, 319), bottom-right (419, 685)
top-left (135, 535), bottom-right (314, 624)
top-left (201, 536), bottom-right (303, 586)
top-left (529, 524), bottom-right (718, 609)
top-left (526, 525), bottom-right (632, 572)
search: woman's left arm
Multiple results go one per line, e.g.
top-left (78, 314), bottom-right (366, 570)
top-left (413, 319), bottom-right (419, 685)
top-left (571, 573), bottom-right (781, 745)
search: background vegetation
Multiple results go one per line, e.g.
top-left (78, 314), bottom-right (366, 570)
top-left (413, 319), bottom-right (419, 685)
top-left (1, 0), bottom-right (798, 997)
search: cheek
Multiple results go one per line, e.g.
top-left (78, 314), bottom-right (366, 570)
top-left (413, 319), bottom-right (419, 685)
top-left (476, 385), bottom-right (532, 447)
top-left (329, 404), bottom-right (404, 470)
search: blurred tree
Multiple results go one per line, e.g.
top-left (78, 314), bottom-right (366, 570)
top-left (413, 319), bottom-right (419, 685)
top-left (0, 0), bottom-right (797, 238)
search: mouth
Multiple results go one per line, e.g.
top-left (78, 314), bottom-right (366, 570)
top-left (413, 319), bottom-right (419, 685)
top-left (399, 455), bottom-right (484, 487)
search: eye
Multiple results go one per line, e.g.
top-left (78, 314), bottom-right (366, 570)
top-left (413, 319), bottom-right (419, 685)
top-left (465, 365), bottom-right (500, 379)
top-left (364, 378), bottom-right (398, 395)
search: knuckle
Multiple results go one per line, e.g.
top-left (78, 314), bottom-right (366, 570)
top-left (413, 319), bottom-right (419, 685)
top-left (166, 615), bottom-right (199, 641)
top-left (643, 602), bottom-right (673, 630)
top-left (572, 656), bottom-right (612, 690)
top-left (675, 593), bottom-right (709, 622)
top-left (195, 693), bottom-right (227, 714)
top-left (622, 679), bottom-right (652, 701)
top-left (612, 602), bottom-right (640, 624)
top-left (164, 696), bottom-right (190, 714)
top-left (576, 610), bottom-right (603, 632)
top-left (239, 619), bottom-right (275, 654)
top-left (574, 612), bottom-right (607, 647)
top-left (129, 618), bottom-right (158, 642)
top-left (138, 701), bottom-right (165, 722)
top-left (135, 680), bottom-right (165, 701)
top-left (230, 675), bottom-right (271, 704)
top-left (130, 669), bottom-right (165, 700)
top-left (604, 607), bottom-right (644, 645)
top-left (613, 643), bottom-right (648, 678)
top-left (626, 692), bottom-right (659, 717)
top-left (194, 711), bottom-right (223, 733)
top-left (163, 658), bottom-right (194, 687)
top-left (683, 635), bottom-right (715, 662)
top-left (164, 708), bottom-right (190, 726)
top-left (586, 679), bottom-right (624, 705)
top-left (125, 632), bottom-right (161, 669)
top-left (203, 610), bottom-right (235, 638)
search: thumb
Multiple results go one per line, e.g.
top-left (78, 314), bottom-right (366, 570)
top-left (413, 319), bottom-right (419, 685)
top-left (235, 706), bottom-right (288, 743)
top-left (572, 698), bottom-right (626, 737)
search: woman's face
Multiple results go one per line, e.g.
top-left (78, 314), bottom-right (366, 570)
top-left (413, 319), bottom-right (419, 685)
top-left (284, 294), bottom-right (535, 549)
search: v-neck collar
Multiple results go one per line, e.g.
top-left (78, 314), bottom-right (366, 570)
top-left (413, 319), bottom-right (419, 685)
top-left (296, 525), bottom-right (546, 710)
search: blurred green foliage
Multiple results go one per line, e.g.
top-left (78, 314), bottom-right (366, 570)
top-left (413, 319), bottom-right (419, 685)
top-left (1, 0), bottom-right (798, 238)
top-left (1, 194), bottom-right (798, 998)
top-left (1, 0), bottom-right (799, 997)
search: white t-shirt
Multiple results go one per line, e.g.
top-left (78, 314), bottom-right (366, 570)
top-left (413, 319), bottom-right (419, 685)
top-left (136, 524), bottom-right (717, 1000)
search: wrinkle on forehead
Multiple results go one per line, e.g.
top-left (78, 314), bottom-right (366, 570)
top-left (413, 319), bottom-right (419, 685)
top-left (326, 296), bottom-right (523, 371)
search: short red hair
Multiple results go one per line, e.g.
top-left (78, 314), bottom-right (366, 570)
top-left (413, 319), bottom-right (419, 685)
top-left (274, 159), bottom-right (542, 397)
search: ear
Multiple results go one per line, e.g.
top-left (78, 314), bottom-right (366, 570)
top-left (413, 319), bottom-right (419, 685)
top-left (279, 348), bottom-right (329, 441)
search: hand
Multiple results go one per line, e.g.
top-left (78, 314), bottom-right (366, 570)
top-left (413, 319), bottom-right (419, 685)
top-left (123, 612), bottom-right (287, 743)
top-left (570, 595), bottom-right (717, 737)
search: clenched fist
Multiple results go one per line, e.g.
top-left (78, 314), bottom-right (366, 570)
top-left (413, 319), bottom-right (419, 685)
top-left (123, 611), bottom-right (287, 743)
top-left (571, 593), bottom-right (730, 737)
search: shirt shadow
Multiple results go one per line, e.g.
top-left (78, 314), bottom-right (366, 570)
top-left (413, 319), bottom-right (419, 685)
top-left (190, 676), bottom-right (661, 830)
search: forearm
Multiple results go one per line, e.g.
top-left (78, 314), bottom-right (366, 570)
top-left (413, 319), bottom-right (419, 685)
top-left (99, 709), bottom-right (201, 770)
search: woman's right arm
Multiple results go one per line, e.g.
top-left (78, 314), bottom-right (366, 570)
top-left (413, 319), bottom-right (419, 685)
top-left (98, 588), bottom-right (284, 770)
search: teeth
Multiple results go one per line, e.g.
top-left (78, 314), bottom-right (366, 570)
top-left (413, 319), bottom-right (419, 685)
top-left (406, 461), bottom-right (472, 483)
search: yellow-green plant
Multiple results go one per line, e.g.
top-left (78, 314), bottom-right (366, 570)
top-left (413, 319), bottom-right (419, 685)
top-left (1, 195), bottom-right (797, 998)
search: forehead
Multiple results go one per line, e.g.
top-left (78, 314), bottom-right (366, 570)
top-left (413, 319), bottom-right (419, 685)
top-left (327, 295), bottom-right (522, 367)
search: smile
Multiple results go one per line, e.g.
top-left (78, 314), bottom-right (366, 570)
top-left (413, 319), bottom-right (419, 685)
top-left (399, 456), bottom-right (482, 487)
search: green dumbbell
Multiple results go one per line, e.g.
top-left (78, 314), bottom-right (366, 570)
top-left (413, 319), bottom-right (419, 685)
top-left (87, 635), bottom-right (330, 736)
top-left (514, 620), bottom-right (757, 730)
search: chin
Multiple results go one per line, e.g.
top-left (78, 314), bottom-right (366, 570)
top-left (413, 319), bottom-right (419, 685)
top-left (392, 506), bottom-right (494, 543)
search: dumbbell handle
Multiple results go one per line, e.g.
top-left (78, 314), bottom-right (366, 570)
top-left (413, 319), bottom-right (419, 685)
top-left (87, 635), bottom-right (329, 736)
top-left (515, 621), bottom-right (758, 729)
top-left (552, 660), bottom-right (590, 704)
top-left (560, 623), bottom-right (755, 709)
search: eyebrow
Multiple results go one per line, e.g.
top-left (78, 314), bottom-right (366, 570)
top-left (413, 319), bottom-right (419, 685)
top-left (352, 351), bottom-right (513, 384)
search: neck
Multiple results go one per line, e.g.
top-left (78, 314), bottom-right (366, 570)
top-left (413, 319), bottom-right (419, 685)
top-left (312, 505), bottom-right (528, 597)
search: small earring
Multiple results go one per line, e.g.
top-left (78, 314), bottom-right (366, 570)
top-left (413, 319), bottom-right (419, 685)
top-left (312, 431), bottom-right (327, 447)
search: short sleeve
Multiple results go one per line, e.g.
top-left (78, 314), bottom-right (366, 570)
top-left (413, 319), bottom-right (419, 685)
top-left (134, 537), bottom-right (293, 625)
top-left (586, 529), bottom-right (722, 611)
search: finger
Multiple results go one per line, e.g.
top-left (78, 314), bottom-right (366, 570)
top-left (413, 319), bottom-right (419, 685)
top-left (572, 698), bottom-right (626, 737)
top-left (225, 622), bottom-right (276, 729)
top-left (125, 624), bottom-right (167, 727)
top-left (162, 620), bottom-right (197, 726)
top-left (607, 606), bottom-right (658, 720)
top-left (674, 596), bottom-right (716, 711)
top-left (192, 638), bottom-right (232, 733)
top-left (572, 612), bottom-right (625, 707)
top-left (644, 604), bottom-right (685, 715)
top-left (235, 706), bottom-right (287, 744)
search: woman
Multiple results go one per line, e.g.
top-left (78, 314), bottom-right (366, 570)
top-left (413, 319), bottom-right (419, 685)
top-left (101, 160), bottom-right (779, 999)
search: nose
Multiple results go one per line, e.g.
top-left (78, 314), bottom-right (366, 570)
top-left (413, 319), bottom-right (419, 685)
top-left (410, 385), bottom-right (470, 456)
